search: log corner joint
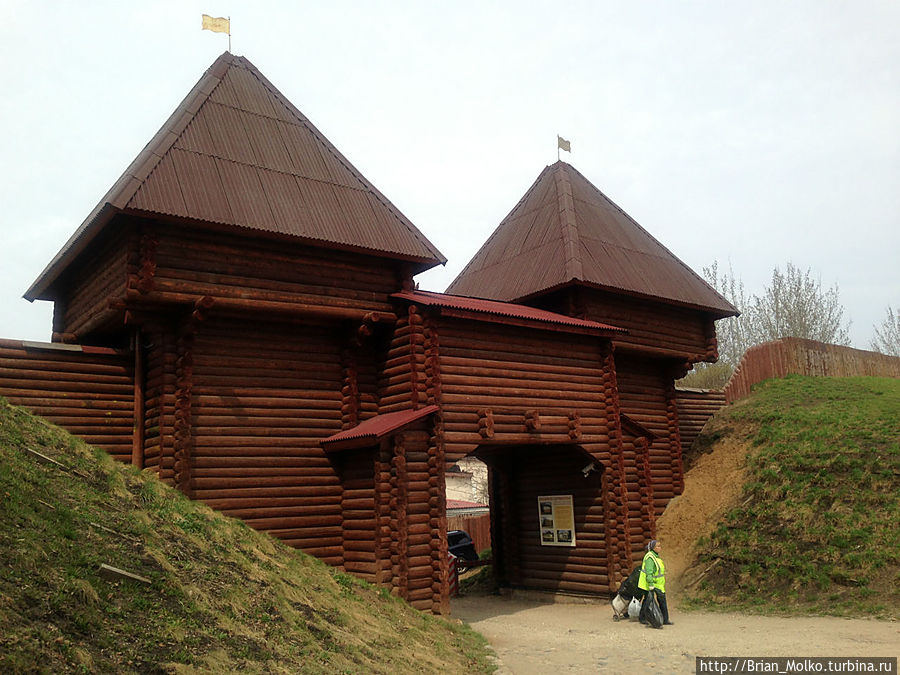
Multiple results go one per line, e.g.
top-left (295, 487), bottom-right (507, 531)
top-left (477, 408), bottom-right (494, 439)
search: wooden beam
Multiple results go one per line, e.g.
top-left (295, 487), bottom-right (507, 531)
top-left (131, 328), bottom-right (145, 469)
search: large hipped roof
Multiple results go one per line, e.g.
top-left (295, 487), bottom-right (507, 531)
top-left (26, 52), bottom-right (445, 301)
top-left (446, 161), bottom-right (737, 317)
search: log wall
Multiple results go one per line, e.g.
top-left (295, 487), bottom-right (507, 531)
top-left (55, 227), bottom-right (132, 339)
top-left (391, 429), bottom-right (449, 612)
top-left (0, 339), bottom-right (134, 462)
top-left (148, 223), bottom-right (398, 315)
top-left (339, 448), bottom-right (377, 582)
top-left (675, 388), bottom-right (726, 454)
top-left (188, 318), bottom-right (344, 565)
top-left (369, 425), bottom-right (449, 613)
top-left (497, 446), bottom-right (609, 594)
top-left (620, 433), bottom-right (655, 566)
top-left (378, 306), bottom-right (427, 414)
top-left (614, 355), bottom-right (682, 517)
top-left (434, 317), bottom-right (614, 463)
top-left (534, 287), bottom-right (715, 358)
top-left (417, 310), bottom-right (638, 593)
top-left (143, 327), bottom-right (178, 483)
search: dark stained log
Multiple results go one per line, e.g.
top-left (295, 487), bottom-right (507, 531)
top-left (128, 288), bottom-right (396, 323)
top-left (192, 485), bottom-right (342, 500)
top-left (131, 329), bottom-right (145, 468)
top-left (0, 367), bottom-right (131, 384)
top-left (173, 319), bottom-right (195, 497)
top-left (438, 356), bottom-right (604, 381)
top-left (0, 377), bottom-right (132, 396)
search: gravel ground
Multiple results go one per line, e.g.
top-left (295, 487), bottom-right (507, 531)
top-left (452, 593), bottom-right (900, 674)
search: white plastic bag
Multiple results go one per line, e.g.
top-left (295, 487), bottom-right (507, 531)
top-left (627, 597), bottom-right (641, 619)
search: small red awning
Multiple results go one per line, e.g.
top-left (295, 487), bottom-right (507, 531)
top-left (320, 405), bottom-right (439, 452)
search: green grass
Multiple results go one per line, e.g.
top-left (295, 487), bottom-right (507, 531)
top-left (0, 397), bottom-right (494, 674)
top-left (684, 376), bottom-right (900, 618)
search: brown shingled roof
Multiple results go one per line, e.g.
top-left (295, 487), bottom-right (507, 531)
top-left (26, 52), bottom-right (445, 301)
top-left (446, 161), bottom-right (737, 318)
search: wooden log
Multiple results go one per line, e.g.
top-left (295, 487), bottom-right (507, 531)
top-left (153, 264), bottom-right (393, 306)
top-left (191, 436), bottom-right (336, 448)
top-left (148, 277), bottom-right (390, 313)
top-left (192, 394), bottom-right (340, 408)
top-left (194, 465), bottom-right (337, 479)
top-left (191, 475), bottom-right (338, 489)
top-left (233, 515), bottom-right (343, 530)
top-left (204, 497), bottom-right (339, 510)
top-left (130, 288), bottom-right (395, 323)
top-left (191, 421), bottom-right (342, 435)
top-left (189, 446), bottom-right (329, 458)
top-left (437, 356), bottom-right (604, 381)
top-left (155, 232), bottom-right (398, 287)
top-left (0, 377), bottom-right (133, 395)
top-left (440, 338), bottom-right (597, 369)
top-left (192, 486), bottom-right (342, 500)
top-left (0, 366), bottom-right (131, 385)
top-left (441, 391), bottom-right (605, 406)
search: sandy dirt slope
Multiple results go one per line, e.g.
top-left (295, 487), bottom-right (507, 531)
top-left (655, 416), bottom-right (754, 591)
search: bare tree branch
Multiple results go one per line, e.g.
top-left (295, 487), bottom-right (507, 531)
top-left (750, 263), bottom-right (851, 346)
top-left (871, 306), bottom-right (900, 356)
top-left (679, 261), bottom-right (852, 389)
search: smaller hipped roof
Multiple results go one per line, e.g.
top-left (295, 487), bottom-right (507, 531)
top-left (447, 161), bottom-right (736, 318)
top-left (27, 52), bottom-right (444, 301)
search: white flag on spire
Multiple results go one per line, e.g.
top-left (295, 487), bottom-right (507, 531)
top-left (557, 135), bottom-right (571, 152)
top-left (202, 14), bottom-right (230, 34)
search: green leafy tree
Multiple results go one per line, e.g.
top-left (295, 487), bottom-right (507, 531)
top-left (871, 306), bottom-right (900, 356)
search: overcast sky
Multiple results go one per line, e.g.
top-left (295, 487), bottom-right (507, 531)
top-left (1, 1), bottom-right (897, 348)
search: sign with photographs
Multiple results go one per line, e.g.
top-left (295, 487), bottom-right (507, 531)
top-left (537, 495), bottom-right (576, 547)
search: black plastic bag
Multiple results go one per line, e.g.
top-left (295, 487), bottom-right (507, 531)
top-left (617, 566), bottom-right (642, 600)
top-left (644, 589), bottom-right (664, 628)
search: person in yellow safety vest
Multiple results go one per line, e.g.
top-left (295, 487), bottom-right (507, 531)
top-left (638, 539), bottom-right (673, 627)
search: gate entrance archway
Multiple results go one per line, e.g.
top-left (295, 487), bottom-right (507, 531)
top-left (474, 443), bottom-right (612, 595)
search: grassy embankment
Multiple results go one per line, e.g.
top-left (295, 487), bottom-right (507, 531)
top-left (0, 397), bottom-right (493, 674)
top-left (684, 376), bottom-right (899, 618)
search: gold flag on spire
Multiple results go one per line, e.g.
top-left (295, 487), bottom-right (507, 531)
top-left (202, 14), bottom-right (230, 34)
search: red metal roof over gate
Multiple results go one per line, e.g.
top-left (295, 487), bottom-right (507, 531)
top-left (391, 289), bottom-right (626, 334)
top-left (321, 405), bottom-right (439, 452)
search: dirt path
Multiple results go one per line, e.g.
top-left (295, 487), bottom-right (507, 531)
top-left (452, 594), bottom-right (900, 674)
